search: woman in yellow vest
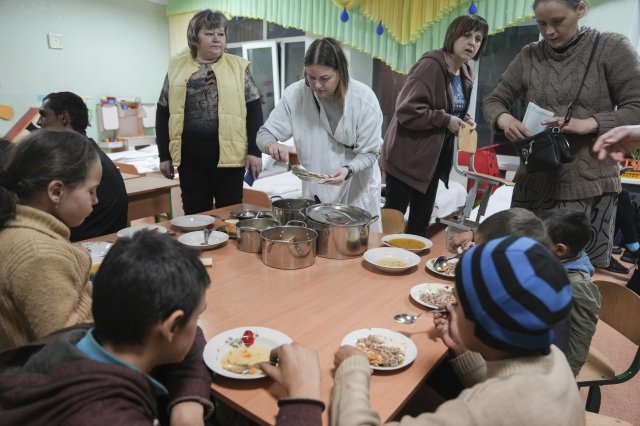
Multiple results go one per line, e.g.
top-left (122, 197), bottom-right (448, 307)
top-left (155, 9), bottom-right (263, 214)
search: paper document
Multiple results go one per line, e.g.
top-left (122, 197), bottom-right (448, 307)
top-left (522, 102), bottom-right (555, 134)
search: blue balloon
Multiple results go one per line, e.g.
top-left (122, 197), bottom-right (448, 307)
top-left (469, 0), bottom-right (478, 15)
top-left (340, 8), bottom-right (349, 22)
top-left (376, 21), bottom-right (384, 35)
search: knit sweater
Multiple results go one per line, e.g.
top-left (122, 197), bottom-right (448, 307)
top-left (483, 28), bottom-right (640, 200)
top-left (329, 346), bottom-right (584, 426)
top-left (0, 205), bottom-right (93, 351)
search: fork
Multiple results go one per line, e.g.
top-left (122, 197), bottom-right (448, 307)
top-left (202, 229), bottom-right (211, 245)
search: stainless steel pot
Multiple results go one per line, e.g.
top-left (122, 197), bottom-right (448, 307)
top-left (236, 218), bottom-right (280, 253)
top-left (305, 203), bottom-right (379, 259)
top-left (271, 198), bottom-right (317, 224)
top-left (260, 221), bottom-right (317, 269)
top-left (230, 209), bottom-right (273, 220)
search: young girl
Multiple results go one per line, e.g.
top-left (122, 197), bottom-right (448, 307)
top-left (0, 129), bottom-right (101, 349)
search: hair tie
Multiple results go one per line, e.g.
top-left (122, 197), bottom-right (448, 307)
top-left (0, 170), bottom-right (16, 191)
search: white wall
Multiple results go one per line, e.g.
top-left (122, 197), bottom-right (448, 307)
top-left (0, 0), bottom-right (170, 141)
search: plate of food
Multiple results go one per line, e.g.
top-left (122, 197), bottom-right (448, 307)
top-left (425, 257), bottom-right (458, 278)
top-left (203, 326), bottom-right (292, 379)
top-left (170, 214), bottom-right (214, 231)
top-left (341, 328), bottom-right (417, 371)
top-left (116, 224), bottom-right (168, 239)
top-left (410, 283), bottom-right (456, 309)
top-left (291, 165), bottom-right (330, 183)
top-left (363, 247), bottom-right (421, 273)
top-left (381, 234), bottom-right (433, 253)
top-left (79, 241), bottom-right (113, 274)
top-left (178, 230), bottom-right (229, 250)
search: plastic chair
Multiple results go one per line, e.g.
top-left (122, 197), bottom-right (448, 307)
top-left (437, 126), bottom-right (513, 232)
top-left (381, 208), bottom-right (406, 234)
top-left (577, 280), bottom-right (640, 413)
top-left (242, 188), bottom-right (272, 208)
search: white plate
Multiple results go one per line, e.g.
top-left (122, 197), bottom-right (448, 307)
top-left (425, 257), bottom-right (458, 279)
top-left (116, 224), bottom-right (168, 238)
top-left (381, 234), bottom-right (433, 253)
top-left (178, 230), bottom-right (229, 250)
top-left (410, 283), bottom-right (455, 309)
top-left (292, 169), bottom-right (330, 183)
top-left (363, 247), bottom-right (420, 273)
top-left (203, 326), bottom-right (293, 379)
top-left (79, 241), bottom-right (113, 264)
top-left (341, 328), bottom-right (417, 371)
top-left (170, 214), bottom-right (214, 231)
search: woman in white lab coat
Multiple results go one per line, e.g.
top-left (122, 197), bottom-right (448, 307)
top-left (256, 38), bottom-right (383, 230)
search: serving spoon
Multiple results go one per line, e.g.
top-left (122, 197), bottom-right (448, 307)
top-left (394, 309), bottom-right (447, 324)
top-left (433, 253), bottom-right (461, 272)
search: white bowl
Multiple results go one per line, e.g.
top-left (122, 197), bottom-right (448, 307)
top-left (178, 230), bottom-right (229, 250)
top-left (116, 224), bottom-right (168, 238)
top-left (363, 247), bottom-right (421, 273)
top-left (171, 214), bottom-right (214, 231)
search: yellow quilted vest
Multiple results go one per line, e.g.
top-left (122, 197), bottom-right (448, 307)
top-left (167, 51), bottom-right (249, 167)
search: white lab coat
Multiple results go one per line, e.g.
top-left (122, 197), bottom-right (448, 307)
top-left (259, 79), bottom-right (383, 231)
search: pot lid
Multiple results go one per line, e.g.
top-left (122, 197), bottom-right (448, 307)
top-left (305, 203), bottom-right (371, 226)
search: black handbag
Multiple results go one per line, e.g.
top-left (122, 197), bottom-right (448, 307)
top-left (513, 32), bottom-right (600, 173)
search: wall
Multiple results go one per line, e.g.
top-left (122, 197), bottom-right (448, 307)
top-left (584, 0), bottom-right (640, 51)
top-left (0, 0), bottom-right (170, 141)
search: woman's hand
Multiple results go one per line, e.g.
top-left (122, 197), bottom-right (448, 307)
top-left (160, 160), bottom-right (175, 179)
top-left (447, 116), bottom-right (467, 135)
top-left (497, 113), bottom-right (532, 142)
top-left (334, 345), bottom-right (367, 369)
top-left (465, 118), bottom-right (477, 129)
top-left (266, 142), bottom-right (290, 164)
top-left (258, 342), bottom-right (322, 400)
top-left (433, 304), bottom-right (466, 356)
top-left (246, 155), bottom-right (262, 180)
top-left (593, 125), bottom-right (640, 161)
top-left (324, 166), bottom-right (349, 186)
top-left (542, 116), bottom-right (598, 135)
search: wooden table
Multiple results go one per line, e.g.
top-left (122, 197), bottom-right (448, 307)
top-left (166, 204), bottom-right (451, 425)
top-left (123, 175), bottom-right (179, 222)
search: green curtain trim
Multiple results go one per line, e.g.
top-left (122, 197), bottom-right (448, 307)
top-left (167, 0), bottom-right (534, 74)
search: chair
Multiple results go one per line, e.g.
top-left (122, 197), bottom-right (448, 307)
top-left (242, 188), bottom-right (272, 208)
top-left (577, 280), bottom-right (640, 413)
top-left (436, 126), bottom-right (513, 232)
top-left (114, 162), bottom-right (140, 175)
top-left (381, 208), bottom-right (406, 234)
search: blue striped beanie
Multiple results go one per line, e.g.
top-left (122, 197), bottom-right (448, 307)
top-left (455, 236), bottom-right (572, 353)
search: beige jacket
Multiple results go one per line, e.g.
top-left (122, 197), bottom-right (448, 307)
top-left (0, 205), bottom-right (93, 350)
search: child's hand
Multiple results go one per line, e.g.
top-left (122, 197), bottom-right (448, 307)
top-left (433, 304), bottom-right (466, 356)
top-left (450, 230), bottom-right (474, 251)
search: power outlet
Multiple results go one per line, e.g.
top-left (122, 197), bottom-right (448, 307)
top-left (47, 33), bottom-right (63, 49)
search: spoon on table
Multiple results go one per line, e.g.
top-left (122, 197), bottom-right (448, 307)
top-left (394, 309), bottom-right (447, 324)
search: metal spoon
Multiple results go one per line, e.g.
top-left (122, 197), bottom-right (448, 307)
top-left (394, 309), bottom-right (447, 324)
top-left (433, 253), bottom-right (461, 272)
top-left (201, 228), bottom-right (212, 245)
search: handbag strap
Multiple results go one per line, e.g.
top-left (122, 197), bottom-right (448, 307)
top-left (562, 32), bottom-right (601, 125)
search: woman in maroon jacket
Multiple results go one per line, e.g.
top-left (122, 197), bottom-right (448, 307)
top-left (381, 15), bottom-right (488, 237)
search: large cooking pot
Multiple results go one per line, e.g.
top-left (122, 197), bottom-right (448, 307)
top-left (260, 221), bottom-right (318, 269)
top-left (271, 198), bottom-right (318, 224)
top-left (236, 218), bottom-right (280, 253)
top-left (305, 203), bottom-right (379, 259)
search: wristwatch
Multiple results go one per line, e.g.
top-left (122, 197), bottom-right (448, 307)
top-left (343, 164), bottom-right (354, 180)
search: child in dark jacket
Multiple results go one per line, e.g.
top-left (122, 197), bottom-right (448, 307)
top-left (540, 209), bottom-right (601, 376)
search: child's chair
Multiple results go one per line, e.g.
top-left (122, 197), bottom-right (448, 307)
top-left (577, 280), bottom-right (640, 413)
top-left (437, 127), bottom-right (513, 232)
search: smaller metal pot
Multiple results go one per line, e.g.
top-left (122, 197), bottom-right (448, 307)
top-left (230, 209), bottom-right (273, 220)
top-left (271, 198), bottom-right (317, 224)
top-left (260, 221), bottom-right (318, 269)
top-left (236, 218), bottom-right (280, 253)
